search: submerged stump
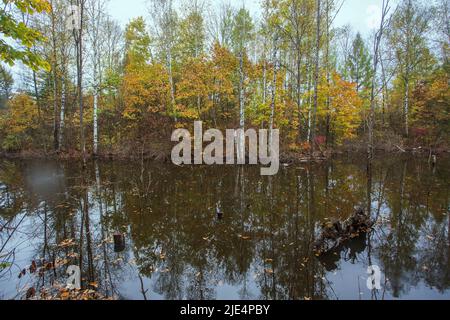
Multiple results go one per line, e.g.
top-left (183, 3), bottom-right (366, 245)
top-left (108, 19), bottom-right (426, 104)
top-left (113, 232), bottom-right (126, 253)
top-left (313, 208), bottom-right (374, 256)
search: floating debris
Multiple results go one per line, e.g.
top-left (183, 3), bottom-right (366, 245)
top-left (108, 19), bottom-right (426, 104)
top-left (313, 208), bottom-right (374, 256)
top-left (113, 232), bottom-right (125, 252)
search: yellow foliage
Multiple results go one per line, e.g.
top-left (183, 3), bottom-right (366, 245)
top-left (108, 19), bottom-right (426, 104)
top-left (316, 73), bottom-right (363, 143)
top-left (122, 63), bottom-right (170, 120)
top-left (411, 72), bottom-right (450, 142)
top-left (2, 93), bottom-right (38, 134)
top-left (0, 93), bottom-right (39, 150)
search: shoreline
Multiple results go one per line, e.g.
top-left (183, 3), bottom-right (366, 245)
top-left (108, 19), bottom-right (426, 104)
top-left (1, 147), bottom-right (448, 164)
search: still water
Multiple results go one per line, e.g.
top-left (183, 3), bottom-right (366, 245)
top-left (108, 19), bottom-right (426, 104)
top-left (0, 155), bottom-right (449, 300)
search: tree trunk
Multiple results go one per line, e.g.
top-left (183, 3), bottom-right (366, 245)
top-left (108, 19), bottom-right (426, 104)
top-left (404, 78), bottom-right (410, 137)
top-left (269, 35), bottom-right (278, 151)
top-left (311, 0), bottom-right (321, 154)
top-left (51, 1), bottom-right (59, 151)
top-left (75, 0), bottom-right (86, 166)
top-left (307, 69), bottom-right (312, 142)
top-left (93, 92), bottom-right (99, 156)
top-left (238, 50), bottom-right (245, 163)
top-left (296, 53), bottom-right (302, 142)
top-left (369, 0), bottom-right (390, 160)
top-left (32, 70), bottom-right (41, 120)
top-left (325, 0), bottom-right (331, 148)
top-left (58, 79), bottom-right (65, 151)
top-left (167, 50), bottom-right (177, 122)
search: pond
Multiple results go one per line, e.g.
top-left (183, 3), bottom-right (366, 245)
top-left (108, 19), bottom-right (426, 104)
top-left (0, 155), bottom-right (449, 300)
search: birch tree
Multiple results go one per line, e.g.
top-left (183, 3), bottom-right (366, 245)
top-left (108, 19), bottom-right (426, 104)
top-left (71, 0), bottom-right (86, 164)
top-left (208, 2), bottom-right (234, 48)
top-left (368, 0), bottom-right (392, 159)
top-left (149, 0), bottom-right (178, 120)
top-left (389, 0), bottom-right (431, 137)
top-left (310, 0), bottom-right (321, 153)
top-left (231, 7), bottom-right (253, 162)
top-left (87, 0), bottom-right (107, 156)
top-left (50, 0), bottom-right (59, 151)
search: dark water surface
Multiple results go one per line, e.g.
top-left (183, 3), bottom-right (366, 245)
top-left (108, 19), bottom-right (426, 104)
top-left (0, 155), bottom-right (449, 300)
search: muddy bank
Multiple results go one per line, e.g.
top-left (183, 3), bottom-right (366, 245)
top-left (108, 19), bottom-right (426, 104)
top-left (0, 144), bottom-right (448, 164)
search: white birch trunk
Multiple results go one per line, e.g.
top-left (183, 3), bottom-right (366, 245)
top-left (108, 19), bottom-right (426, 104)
top-left (269, 35), bottom-right (278, 153)
top-left (59, 80), bottom-right (65, 149)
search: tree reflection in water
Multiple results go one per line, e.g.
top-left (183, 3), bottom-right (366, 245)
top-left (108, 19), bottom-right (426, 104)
top-left (0, 155), bottom-right (448, 300)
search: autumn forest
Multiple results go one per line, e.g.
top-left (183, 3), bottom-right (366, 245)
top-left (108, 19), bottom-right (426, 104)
top-left (0, 0), bottom-right (448, 160)
top-left (1, 0), bottom-right (450, 302)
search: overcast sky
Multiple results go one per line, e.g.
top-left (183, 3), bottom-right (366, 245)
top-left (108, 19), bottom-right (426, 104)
top-left (108, 0), bottom-right (400, 36)
top-left (7, 0), bottom-right (401, 86)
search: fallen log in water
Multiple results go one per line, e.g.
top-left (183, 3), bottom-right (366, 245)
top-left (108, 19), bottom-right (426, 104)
top-left (313, 208), bottom-right (374, 256)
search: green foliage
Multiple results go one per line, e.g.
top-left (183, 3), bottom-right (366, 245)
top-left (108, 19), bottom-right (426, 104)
top-left (231, 7), bottom-right (254, 53)
top-left (0, 93), bottom-right (39, 151)
top-left (344, 33), bottom-right (372, 94)
top-left (0, 262), bottom-right (12, 270)
top-left (411, 70), bottom-right (450, 144)
top-left (124, 17), bottom-right (151, 67)
top-left (178, 6), bottom-right (205, 59)
top-left (0, 64), bottom-right (13, 108)
top-left (0, 0), bottom-right (50, 71)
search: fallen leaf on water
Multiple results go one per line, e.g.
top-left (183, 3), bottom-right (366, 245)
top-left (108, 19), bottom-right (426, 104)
top-left (89, 282), bottom-right (98, 288)
top-left (29, 261), bottom-right (37, 274)
top-left (45, 262), bottom-right (54, 271)
top-left (58, 239), bottom-right (76, 248)
top-left (264, 269), bottom-right (274, 274)
top-left (265, 259), bottom-right (273, 263)
top-left (55, 258), bottom-right (69, 268)
top-left (18, 269), bottom-right (26, 278)
top-left (26, 287), bottom-right (36, 299)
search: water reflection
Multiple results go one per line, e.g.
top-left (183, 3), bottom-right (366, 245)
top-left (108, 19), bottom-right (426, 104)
top-left (0, 155), bottom-right (449, 300)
